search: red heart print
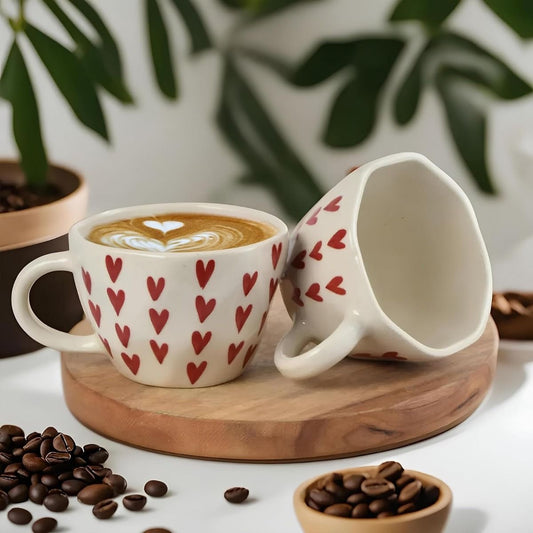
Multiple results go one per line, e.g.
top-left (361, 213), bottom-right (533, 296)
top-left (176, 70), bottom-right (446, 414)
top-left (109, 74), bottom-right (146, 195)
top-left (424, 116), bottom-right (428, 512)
top-left (258, 311), bottom-right (268, 335)
top-left (149, 308), bottom-right (169, 334)
top-left (235, 304), bottom-right (253, 333)
top-left (326, 276), bottom-right (346, 295)
top-left (88, 300), bottom-right (101, 327)
top-left (309, 241), bottom-right (323, 261)
top-left (150, 340), bottom-right (168, 364)
top-left (187, 361), bottom-right (207, 385)
top-left (242, 271), bottom-right (258, 296)
top-left (269, 278), bottom-right (278, 302)
top-left (305, 283), bottom-right (323, 302)
top-left (243, 344), bottom-right (258, 368)
top-left (81, 268), bottom-right (92, 294)
top-left (271, 243), bottom-right (282, 269)
top-left (291, 250), bottom-right (306, 269)
top-left (327, 229), bottom-right (347, 249)
top-left (107, 288), bottom-right (125, 316)
top-left (196, 259), bottom-right (215, 289)
top-left (121, 352), bottom-right (140, 375)
top-left (105, 255), bottom-right (122, 283)
top-left (292, 287), bottom-right (304, 307)
top-left (228, 341), bottom-right (244, 364)
top-left (147, 277), bottom-right (165, 301)
top-left (115, 323), bottom-right (130, 348)
top-left (98, 335), bottom-right (112, 357)
top-left (195, 296), bottom-right (216, 323)
top-left (324, 195), bottom-right (342, 212)
top-left (192, 331), bottom-right (212, 355)
top-left (306, 207), bottom-right (321, 225)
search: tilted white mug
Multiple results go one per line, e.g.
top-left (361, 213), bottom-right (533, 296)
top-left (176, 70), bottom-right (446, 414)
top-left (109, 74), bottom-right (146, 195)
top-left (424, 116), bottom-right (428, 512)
top-left (275, 152), bottom-right (492, 379)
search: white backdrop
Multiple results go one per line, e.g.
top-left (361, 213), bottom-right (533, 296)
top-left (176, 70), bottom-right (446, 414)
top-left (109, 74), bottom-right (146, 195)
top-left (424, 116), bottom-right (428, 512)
top-left (2, 0), bottom-right (533, 280)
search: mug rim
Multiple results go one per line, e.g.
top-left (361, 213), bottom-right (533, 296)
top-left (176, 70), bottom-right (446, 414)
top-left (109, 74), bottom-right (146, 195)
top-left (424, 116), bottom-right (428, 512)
top-left (350, 152), bottom-right (492, 356)
top-left (69, 202), bottom-right (289, 257)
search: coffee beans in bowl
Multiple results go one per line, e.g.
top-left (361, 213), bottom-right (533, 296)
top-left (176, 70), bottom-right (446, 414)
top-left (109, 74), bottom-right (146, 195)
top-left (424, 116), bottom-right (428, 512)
top-left (293, 461), bottom-right (452, 533)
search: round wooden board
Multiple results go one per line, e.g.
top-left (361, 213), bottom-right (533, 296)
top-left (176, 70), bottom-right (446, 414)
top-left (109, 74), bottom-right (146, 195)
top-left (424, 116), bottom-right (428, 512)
top-left (61, 293), bottom-right (498, 462)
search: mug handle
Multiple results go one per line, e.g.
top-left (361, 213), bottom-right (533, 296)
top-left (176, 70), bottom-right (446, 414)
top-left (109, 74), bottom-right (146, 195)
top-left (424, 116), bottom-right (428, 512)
top-left (274, 314), bottom-right (365, 379)
top-left (11, 251), bottom-right (101, 353)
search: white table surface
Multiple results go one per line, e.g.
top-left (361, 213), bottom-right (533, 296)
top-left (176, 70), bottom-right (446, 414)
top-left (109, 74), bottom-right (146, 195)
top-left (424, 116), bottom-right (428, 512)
top-left (0, 340), bottom-right (532, 533)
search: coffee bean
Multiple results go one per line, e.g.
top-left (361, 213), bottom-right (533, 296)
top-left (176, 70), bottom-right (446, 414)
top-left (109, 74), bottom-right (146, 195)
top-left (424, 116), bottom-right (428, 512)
top-left (317, 473), bottom-right (343, 490)
top-left (346, 492), bottom-right (368, 505)
top-left (23, 437), bottom-right (43, 453)
top-left (29, 483), bottom-right (49, 504)
top-left (352, 503), bottom-right (371, 518)
top-left (324, 479), bottom-right (348, 500)
top-left (24, 453), bottom-right (49, 471)
top-left (61, 479), bottom-right (86, 496)
top-left (4, 463), bottom-right (21, 474)
top-left (84, 444), bottom-right (109, 465)
top-left (32, 517), bottom-right (57, 533)
top-left (0, 452), bottom-right (14, 464)
top-left (44, 452), bottom-right (70, 465)
top-left (57, 471), bottom-right (72, 482)
top-left (48, 489), bottom-right (67, 496)
top-left (12, 436), bottom-right (25, 446)
top-left (143, 529), bottom-right (172, 533)
top-left (397, 502), bottom-right (418, 514)
top-left (144, 480), bottom-right (168, 497)
top-left (398, 480), bottom-right (422, 504)
top-left (395, 474), bottom-right (415, 490)
top-left (44, 492), bottom-right (69, 512)
top-left (377, 461), bottom-right (404, 482)
top-left (422, 484), bottom-right (440, 506)
top-left (52, 434), bottom-right (75, 453)
top-left (309, 488), bottom-right (337, 507)
top-left (369, 498), bottom-right (393, 514)
top-left (343, 474), bottom-right (365, 492)
top-left (103, 474), bottom-right (127, 496)
top-left (41, 474), bottom-right (60, 488)
top-left (1, 425), bottom-right (24, 437)
top-left (8, 507), bottom-right (32, 524)
top-left (8, 483), bottom-right (28, 503)
top-left (0, 489), bottom-right (9, 510)
top-left (40, 439), bottom-right (53, 458)
top-left (30, 474), bottom-right (40, 485)
top-left (0, 474), bottom-right (20, 490)
top-left (87, 465), bottom-right (111, 478)
top-left (73, 466), bottom-right (97, 483)
top-left (324, 503), bottom-right (352, 517)
top-left (0, 430), bottom-right (10, 445)
top-left (41, 427), bottom-right (58, 439)
top-left (123, 494), bottom-right (147, 511)
top-left (77, 483), bottom-right (114, 505)
top-left (377, 511), bottom-right (397, 518)
top-left (305, 497), bottom-right (322, 511)
top-left (73, 446), bottom-right (83, 457)
top-left (224, 487), bottom-right (249, 504)
top-left (12, 447), bottom-right (24, 458)
top-left (26, 432), bottom-right (40, 441)
top-left (361, 478), bottom-right (395, 498)
top-left (92, 498), bottom-right (118, 519)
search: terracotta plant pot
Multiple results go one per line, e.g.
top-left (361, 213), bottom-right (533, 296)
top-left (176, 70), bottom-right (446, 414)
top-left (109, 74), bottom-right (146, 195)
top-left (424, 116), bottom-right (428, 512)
top-left (0, 160), bottom-right (88, 357)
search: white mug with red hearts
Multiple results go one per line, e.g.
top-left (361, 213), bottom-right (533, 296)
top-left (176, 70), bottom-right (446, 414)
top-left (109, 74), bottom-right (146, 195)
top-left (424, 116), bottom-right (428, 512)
top-left (275, 152), bottom-right (492, 379)
top-left (12, 203), bottom-right (288, 387)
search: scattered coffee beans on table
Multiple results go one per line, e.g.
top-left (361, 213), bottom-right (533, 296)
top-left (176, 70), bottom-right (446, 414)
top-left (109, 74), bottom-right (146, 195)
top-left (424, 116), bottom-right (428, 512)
top-left (123, 493), bottom-right (147, 511)
top-left (7, 507), bottom-right (32, 525)
top-left (224, 487), bottom-right (249, 503)
top-left (305, 461), bottom-right (440, 518)
top-left (92, 498), bottom-right (118, 519)
top-left (144, 480), bottom-right (168, 497)
top-left (143, 529), bottom-right (172, 533)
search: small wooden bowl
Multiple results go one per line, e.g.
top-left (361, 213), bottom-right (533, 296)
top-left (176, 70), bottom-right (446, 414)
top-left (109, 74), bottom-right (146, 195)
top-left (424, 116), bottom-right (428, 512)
top-left (294, 466), bottom-right (452, 533)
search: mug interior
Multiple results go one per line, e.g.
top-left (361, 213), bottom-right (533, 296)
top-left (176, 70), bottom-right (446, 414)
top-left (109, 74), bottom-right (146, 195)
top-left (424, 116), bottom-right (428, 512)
top-left (357, 159), bottom-right (490, 350)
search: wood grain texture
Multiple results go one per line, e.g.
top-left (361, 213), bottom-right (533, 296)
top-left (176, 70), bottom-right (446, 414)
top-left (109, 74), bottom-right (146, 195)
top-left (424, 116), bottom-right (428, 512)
top-left (61, 292), bottom-right (498, 462)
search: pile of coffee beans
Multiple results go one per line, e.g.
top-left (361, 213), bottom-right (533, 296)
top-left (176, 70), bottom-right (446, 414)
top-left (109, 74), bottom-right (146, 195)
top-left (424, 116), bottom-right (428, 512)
top-left (0, 424), bottom-right (170, 531)
top-left (305, 461), bottom-right (440, 519)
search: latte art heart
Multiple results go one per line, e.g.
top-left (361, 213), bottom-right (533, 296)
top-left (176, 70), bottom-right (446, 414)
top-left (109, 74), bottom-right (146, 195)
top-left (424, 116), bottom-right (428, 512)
top-left (87, 213), bottom-right (277, 253)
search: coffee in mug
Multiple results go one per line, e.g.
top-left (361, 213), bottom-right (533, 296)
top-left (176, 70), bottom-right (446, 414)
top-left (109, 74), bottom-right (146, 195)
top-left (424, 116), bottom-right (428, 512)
top-left (87, 213), bottom-right (277, 253)
top-left (12, 203), bottom-right (288, 388)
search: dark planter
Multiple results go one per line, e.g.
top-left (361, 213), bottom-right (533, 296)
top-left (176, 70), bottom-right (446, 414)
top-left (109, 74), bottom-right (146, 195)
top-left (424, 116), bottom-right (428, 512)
top-left (0, 161), bottom-right (88, 357)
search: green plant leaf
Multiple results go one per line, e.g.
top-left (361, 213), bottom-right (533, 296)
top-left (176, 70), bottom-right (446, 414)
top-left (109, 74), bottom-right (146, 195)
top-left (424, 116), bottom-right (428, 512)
top-left (390, 0), bottom-right (461, 27)
top-left (24, 24), bottom-right (108, 140)
top-left (323, 76), bottom-right (377, 147)
top-left (217, 0), bottom-right (318, 15)
top-left (292, 40), bottom-right (359, 86)
top-left (0, 41), bottom-right (47, 186)
top-left (393, 44), bottom-right (426, 124)
top-left (66, 0), bottom-right (124, 78)
top-left (146, 0), bottom-right (177, 99)
top-left (216, 59), bottom-right (323, 219)
top-left (482, 0), bottom-right (533, 39)
top-left (436, 66), bottom-right (495, 194)
top-left (169, 0), bottom-right (212, 54)
top-left (434, 32), bottom-right (532, 99)
top-left (351, 38), bottom-right (405, 83)
top-left (44, 0), bottom-right (133, 103)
